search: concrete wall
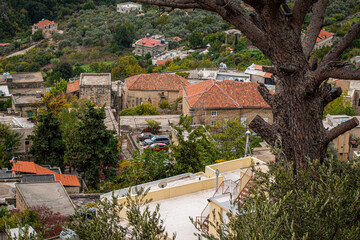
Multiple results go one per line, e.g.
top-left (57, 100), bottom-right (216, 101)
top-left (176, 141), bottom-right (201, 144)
top-left (65, 186), bottom-right (80, 194)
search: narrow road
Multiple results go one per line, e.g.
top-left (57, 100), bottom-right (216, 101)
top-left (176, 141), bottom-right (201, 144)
top-left (5, 41), bottom-right (42, 58)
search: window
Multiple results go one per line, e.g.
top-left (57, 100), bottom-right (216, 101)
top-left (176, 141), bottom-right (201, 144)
top-left (202, 111), bottom-right (206, 116)
top-left (211, 121), bottom-right (216, 126)
top-left (148, 98), bottom-right (152, 104)
top-left (140, 98), bottom-right (142, 104)
top-left (90, 97), bottom-right (94, 102)
top-left (27, 111), bottom-right (33, 118)
top-left (211, 111), bottom-right (217, 117)
top-left (265, 78), bottom-right (275, 85)
top-left (136, 98), bottom-right (139, 105)
top-left (96, 97), bottom-right (100, 104)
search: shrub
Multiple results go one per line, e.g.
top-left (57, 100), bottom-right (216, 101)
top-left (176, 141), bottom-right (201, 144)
top-left (159, 99), bottom-right (170, 109)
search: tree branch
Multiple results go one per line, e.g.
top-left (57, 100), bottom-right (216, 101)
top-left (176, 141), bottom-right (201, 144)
top-left (249, 115), bottom-right (277, 145)
top-left (262, 66), bottom-right (276, 74)
top-left (320, 22), bottom-right (360, 66)
top-left (317, 67), bottom-right (360, 82)
top-left (322, 87), bottom-right (342, 107)
top-left (134, 0), bottom-right (202, 9)
top-left (291, 0), bottom-right (318, 32)
top-left (258, 83), bottom-right (274, 107)
top-left (326, 117), bottom-right (359, 143)
top-left (302, 0), bottom-right (328, 59)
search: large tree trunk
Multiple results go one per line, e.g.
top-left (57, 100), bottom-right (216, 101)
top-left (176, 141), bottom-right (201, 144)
top-left (135, 0), bottom-right (360, 169)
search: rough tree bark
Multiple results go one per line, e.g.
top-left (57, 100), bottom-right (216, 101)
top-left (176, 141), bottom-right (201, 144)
top-left (135, 0), bottom-right (360, 169)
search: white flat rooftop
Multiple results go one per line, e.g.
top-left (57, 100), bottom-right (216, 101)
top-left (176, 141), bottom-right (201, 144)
top-left (146, 188), bottom-right (215, 240)
top-left (80, 73), bottom-right (111, 86)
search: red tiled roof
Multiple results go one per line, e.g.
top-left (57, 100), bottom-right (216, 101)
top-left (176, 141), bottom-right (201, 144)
top-left (135, 37), bottom-right (165, 47)
top-left (0, 43), bottom-right (10, 46)
top-left (156, 58), bottom-right (173, 66)
top-left (317, 29), bottom-right (333, 42)
top-left (11, 160), bottom-right (80, 187)
top-left (33, 19), bottom-right (56, 29)
top-left (125, 74), bottom-right (190, 91)
top-left (172, 36), bottom-right (182, 41)
top-left (264, 72), bottom-right (273, 78)
top-left (252, 65), bottom-right (265, 70)
top-left (66, 79), bottom-right (80, 93)
top-left (184, 80), bottom-right (272, 109)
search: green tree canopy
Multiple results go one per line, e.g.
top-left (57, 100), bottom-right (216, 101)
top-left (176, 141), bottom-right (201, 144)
top-left (111, 56), bottom-right (145, 80)
top-left (170, 115), bottom-right (220, 174)
top-left (65, 102), bottom-right (118, 188)
top-left (29, 112), bottom-right (65, 169)
top-left (210, 117), bottom-right (262, 160)
top-left (0, 122), bottom-right (21, 168)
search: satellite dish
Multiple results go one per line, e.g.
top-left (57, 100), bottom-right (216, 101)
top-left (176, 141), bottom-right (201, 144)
top-left (158, 182), bottom-right (167, 188)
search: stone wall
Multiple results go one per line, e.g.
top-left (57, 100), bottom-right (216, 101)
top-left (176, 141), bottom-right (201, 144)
top-left (189, 108), bottom-right (273, 126)
top-left (125, 89), bottom-right (179, 109)
top-left (80, 85), bottom-right (111, 107)
top-left (15, 187), bottom-right (27, 211)
top-left (134, 43), bottom-right (169, 57)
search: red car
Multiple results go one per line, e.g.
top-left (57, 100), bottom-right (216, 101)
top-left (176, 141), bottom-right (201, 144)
top-left (137, 132), bottom-right (154, 141)
top-left (143, 143), bottom-right (168, 152)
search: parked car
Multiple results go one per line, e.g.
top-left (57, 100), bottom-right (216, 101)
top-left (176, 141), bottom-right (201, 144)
top-left (137, 132), bottom-right (154, 141)
top-left (144, 143), bottom-right (168, 152)
top-left (143, 135), bottom-right (171, 146)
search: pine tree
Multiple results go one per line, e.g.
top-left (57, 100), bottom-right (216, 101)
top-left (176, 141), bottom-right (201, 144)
top-left (29, 112), bottom-right (65, 169)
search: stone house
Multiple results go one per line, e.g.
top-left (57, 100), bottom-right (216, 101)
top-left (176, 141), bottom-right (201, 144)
top-left (301, 29), bottom-right (334, 50)
top-left (182, 80), bottom-right (273, 126)
top-left (66, 78), bottom-right (80, 98)
top-left (134, 35), bottom-right (168, 57)
top-left (117, 2), bottom-right (142, 13)
top-left (245, 64), bottom-right (275, 92)
top-left (4, 72), bottom-right (44, 117)
top-left (0, 116), bottom-right (34, 154)
top-left (79, 73), bottom-right (112, 107)
top-left (32, 19), bottom-right (58, 39)
top-left (123, 73), bottom-right (190, 109)
top-left (332, 79), bottom-right (360, 116)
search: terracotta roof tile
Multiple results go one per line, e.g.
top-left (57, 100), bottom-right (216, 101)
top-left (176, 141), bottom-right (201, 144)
top-left (172, 36), bottom-right (182, 41)
top-left (0, 43), bottom-right (10, 46)
top-left (135, 37), bottom-right (165, 47)
top-left (66, 79), bottom-right (80, 93)
top-left (11, 160), bottom-right (80, 187)
top-left (125, 74), bottom-right (190, 91)
top-left (156, 58), bottom-right (173, 66)
top-left (33, 20), bottom-right (56, 29)
top-left (184, 80), bottom-right (272, 109)
top-left (317, 29), bottom-right (333, 42)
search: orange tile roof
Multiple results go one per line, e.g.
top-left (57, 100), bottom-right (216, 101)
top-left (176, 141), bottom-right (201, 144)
top-left (317, 29), bottom-right (333, 42)
top-left (0, 43), bottom-right (10, 46)
top-left (33, 20), bottom-right (56, 29)
top-left (156, 58), bottom-right (173, 66)
top-left (11, 160), bottom-right (80, 187)
top-left (184, 80), bottom-right (272, 109)
top-left (66, 79), bottom-right (80, 93)
top-left (125, 74), bottom-right (190, 91)
top-left (264, 72), bottom-right (273, 78)
top-left (172, 36), bottom-right (182, 41)
top-left (135, 37), bottom-right (165, 47)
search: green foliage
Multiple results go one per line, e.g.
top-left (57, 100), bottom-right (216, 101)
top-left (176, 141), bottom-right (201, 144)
top-left (32, 29), bottom-right (43, 41)
top-left (195, 153), bottom-right (360, 239)
top-left (175, 72), bottom-right (190, 79)
top-left (0, 122), bottom-right (21, 168)
top-left (29, 112), bottom-right (65, 169)
top-left (118, 151), bottom-right (172, 188)
top-left (68, 188), bottom-right (174, 239)
top-left (188, 32), bottom-right (205, 49)
top-left (112, 21), bottom-right (135, 48)
top-left (170, 115), bottom-right (220, 174)
top-left (210, 117), bottom-right (262, 160)
top-left (58, 39), bottom-right (72, 50)
top-left (52, 62), bottom-right (74, 80)
top-left (323, 90), bottom-right (355, 118)
top-left (0, 98), bottom-right (12, 111)
top-left (111, 55), bottom-right (145, 80)
top-left (49, 78), bottom-right (68, 95)
top-left (159, 99), bottom-right (170, 109)
top-left (65, 102), bottom-right (118, 189)
top-left (120, 102), bottom-right (160, 116)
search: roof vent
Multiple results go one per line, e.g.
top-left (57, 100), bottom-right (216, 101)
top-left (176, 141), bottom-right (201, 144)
top-left (158, 182), bottom-right (167, 188)
top-left (161, 39), bottom-right (165, 44)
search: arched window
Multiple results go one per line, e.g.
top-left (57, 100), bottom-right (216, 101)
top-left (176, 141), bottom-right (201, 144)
top-left (136, 98), bottom-right (139, 106)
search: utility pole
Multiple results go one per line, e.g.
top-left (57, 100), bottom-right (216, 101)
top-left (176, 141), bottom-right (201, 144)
top-left (244, 130), bottom-right (250, 157)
